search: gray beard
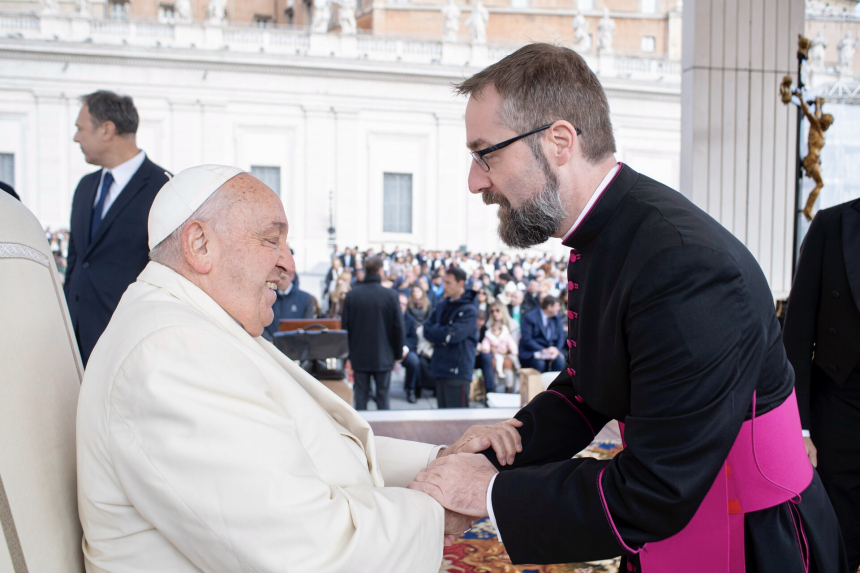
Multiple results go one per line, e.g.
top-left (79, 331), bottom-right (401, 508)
top-left (482, 153), bottom-right (565, 249)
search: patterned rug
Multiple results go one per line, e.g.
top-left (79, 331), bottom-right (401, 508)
top-left (440, 441), bottom-right (624, 573)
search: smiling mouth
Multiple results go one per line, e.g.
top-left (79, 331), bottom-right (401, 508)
top-left (265, 281), bottom-right (278, 291)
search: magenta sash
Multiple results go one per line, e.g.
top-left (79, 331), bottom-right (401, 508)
top-left (608, 390), bottom-right (813, 572)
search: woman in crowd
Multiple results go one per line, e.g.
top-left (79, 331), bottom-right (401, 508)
top-left (476, 287), bottom-right (494, 314)
top-left (407, 285), bottom-right (432, 323)
top-left (328, 277), bottom-right (351, 319)
top-left (480, 321), bottom-right (520, 393)
top-left (487, 300), bottom-right (520, 343)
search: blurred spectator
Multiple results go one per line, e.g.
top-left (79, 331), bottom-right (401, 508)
top-left (481, 322), bottom-right (520, 392)
top-left (522, 280), bottom-right (541, 314)
top-left (321, 257), bottom-right (343, 310)
top-left (64, 90), bottom-right (170, 365)
top-left (430, 273), bottom-right (444, 299)
top-left (341, 257), bottom-right (404, 410)
top-left (341, 247), bottom-right (357, 272)
top-left (399, 293), bottom-right (422, 404)
top-left (488, 300), bottom-right (520, 343)
top-left (408, 284), bottom-right (433, 323)
top-left (519, 295), bottom-right (566, 373)
top-left (508, 290), bottom-right (525, 324)
top-left (263, 271), bottom-right (315, 340)
top-left (476, 287), bottom-right (493, 313)
top-left (327, 277), bottom-right (351, 319)
top-left (423, 267), bottom-right (478, 408)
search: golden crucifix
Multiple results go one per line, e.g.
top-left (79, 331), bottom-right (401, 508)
top-left (779, 75), bottom-right (834, 222)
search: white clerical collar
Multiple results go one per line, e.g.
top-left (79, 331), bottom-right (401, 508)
top-left (562, 162), bottom-right (622, 242)
top-left (277, 283), bottom-right (294, 296)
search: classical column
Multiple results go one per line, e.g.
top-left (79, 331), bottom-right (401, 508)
top-left (680, 0), bottom-right (804, 295)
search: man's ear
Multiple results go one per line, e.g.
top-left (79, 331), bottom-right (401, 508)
top-left (182, 221), bottom-right (214, 274)
top-left (100, 120), bottom-right (117, 142)
top-left (547, 121), bottom-right (577, 167)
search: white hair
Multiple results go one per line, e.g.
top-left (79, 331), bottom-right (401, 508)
top-left (149, 186), bottom-right (235, 269)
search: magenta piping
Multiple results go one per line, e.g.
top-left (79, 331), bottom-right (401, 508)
top-left (547, 389), bottom-right (593, 437)
top-left (598, 467), bottom-right (642, 554)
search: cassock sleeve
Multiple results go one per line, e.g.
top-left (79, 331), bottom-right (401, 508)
top-left (490, 245), bottom-right (760, 564)
top-left (108, 326), bottom-right (444, 573)
top-left (782, 213), bottom-right (826, 430)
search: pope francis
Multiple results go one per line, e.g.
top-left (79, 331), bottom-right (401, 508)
top-left (76, 165), bottom-right (479, 572)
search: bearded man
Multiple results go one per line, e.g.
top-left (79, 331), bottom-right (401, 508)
top-left (76, 165), bottom-right (482, 572)
top-left (410, 43), bottom-right (847, 573)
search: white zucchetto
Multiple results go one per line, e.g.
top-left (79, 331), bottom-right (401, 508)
top-left (148, 164), bottom-right (245, 250)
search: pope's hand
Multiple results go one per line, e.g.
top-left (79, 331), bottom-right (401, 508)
top-left (443, 509), bottom-right (473, 546)
top-left (409, 453), bottom-right (498, 517)
top-left (437, 419), bottom-right (523, 466)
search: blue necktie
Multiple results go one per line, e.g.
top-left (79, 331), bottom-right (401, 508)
top-left (90, 171), bottom-right (114, 241)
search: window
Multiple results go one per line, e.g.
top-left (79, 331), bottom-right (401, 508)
top-left (158, 3), bottom-right (175, 22)
top-left (109, 0), bottom-right (129, 19)
top-left (641, 36), bottom-right (656, 52)
top-left (383, 172), bottom-right (412, 234)
top-left (0, 153), bottom-right (14, 189)
top-left (577, 0), bottom-right (593, 10)
top-left (640, 0), bottom-right (657, 13)
top-left (251, 166), bottom-right (281, 197)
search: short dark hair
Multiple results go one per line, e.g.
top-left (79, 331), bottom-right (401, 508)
top-left (80, 90), bottom-right (139, 135)
top-left (498, 272), bottom-right (511, 282)
top-left (445, 266), bottom-right (467, 283)
top-left (541, 295), bottom-right (559, 310)
top-left (454, 43), bottom-right (615, 165)
top-left (364, 256), bottom-right (384, 277)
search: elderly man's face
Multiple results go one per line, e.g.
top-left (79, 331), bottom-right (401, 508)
top-left (209, 174), bottom-right (293, 337)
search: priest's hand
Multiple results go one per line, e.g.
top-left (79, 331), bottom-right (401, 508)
top-left (443, 509), bottom-right (473, 546)
top-left (410, 453), bottom-right (498, 518)
top-left (436, 418), bottom-right (524, 466)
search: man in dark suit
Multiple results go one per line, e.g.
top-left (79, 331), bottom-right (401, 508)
top-left (409, 44), bottom-right (845, 572)
top-left (340, 247), bottom-right (357, 272)
top-left (519, 296), bottom-right (565, 373)
top-left (783, 197), bottom-right (860, 571)
top-left (341, 256), bottom-right (404, 410)
top-left (263, 271), bottom-right (315, 340)
top-left (64, 90), bottom-right (170, 365)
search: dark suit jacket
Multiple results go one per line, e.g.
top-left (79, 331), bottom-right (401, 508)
top-left (341, 274), bottom-right (404, 372)
top-left (485, 165), bottom-right (812, 566)
top-left (518, 307), bottom-right (566, 360)
top-left (783, 198), bottom-right (860, 429)
top-left (63, 156), bottom-right (170, 364)
top-left (263, 287), bottom-right (315, 339)
top-left (404, 311), bottom-right (418, 353)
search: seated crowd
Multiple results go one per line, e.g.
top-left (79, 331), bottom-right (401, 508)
top-left (275, 245), bottom-right (575, 408)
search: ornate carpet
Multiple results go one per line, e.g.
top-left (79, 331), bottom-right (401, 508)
top-left (439, 441), bottom-right (624, 573)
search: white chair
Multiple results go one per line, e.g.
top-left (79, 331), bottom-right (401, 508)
top-left (0, 191), bottom-right (85, 571)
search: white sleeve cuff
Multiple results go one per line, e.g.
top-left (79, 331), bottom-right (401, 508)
top-left (486, 472), bottom-right (502, 544)
top-left (533, 351), bottom-right (542, 359)
top-left (427, 445), bottom-right (446, 466)
top-left (802, 429), bottom-right (810, 438)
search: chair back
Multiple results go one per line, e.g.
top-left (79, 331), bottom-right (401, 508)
top-left (0, 192), bottom-right (85, 572)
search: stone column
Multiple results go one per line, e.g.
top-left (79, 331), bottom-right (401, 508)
top-left (680, 0), bottom-right (804, 295)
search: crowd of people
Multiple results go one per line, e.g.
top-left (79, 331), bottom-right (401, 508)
top-left (273, 244), bottom-right (575, 409)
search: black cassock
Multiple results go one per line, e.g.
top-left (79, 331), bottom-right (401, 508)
top-left (486, 165), bottom-right (847, 572)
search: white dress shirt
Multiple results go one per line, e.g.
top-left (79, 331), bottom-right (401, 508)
top-left (487, 161), bottom-right (622, 543)
top-left (92, 150), bottom-right (147, 217)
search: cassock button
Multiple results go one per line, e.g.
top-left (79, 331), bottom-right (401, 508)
top-left (567, 368), bottom-right (576, 376)
top-left (829, 364), bottom-right (838, 373)
top-left (832, 290), bottom-right (840, 299)
top-left (567, 339), bottom-right (576, 348)
top-left (568, 282), bottom-right (579, 291)
top-left (567, 311), bottom-right (577, 319)
top-left (830, 327), bottom-right (837, 336)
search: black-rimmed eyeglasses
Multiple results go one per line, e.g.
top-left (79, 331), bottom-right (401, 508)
top-left (469, 123), bottom-right (582, 172)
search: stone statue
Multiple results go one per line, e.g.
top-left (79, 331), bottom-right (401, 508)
top-left (337, 0), bottom-right (356, 34)
top-left (441, 0), bottom-right (461, 43)
top-left (312, 0), bottom-right (332, 33)
top-left (207, 0), bottom-right (227, 24)
top-left (779, 76), bottom-right (834, 221)
top-left (597, 7), bottom-right (615, 53)
top-left (465, 1), bottom-right (488, 45)
top-left (176, 0), bottom-right (192, 22)
top-left (572, 11), bottom-right (589, 51)
top-left (40, 0), bottom-right (59, 14)
top-left (809, 31), bottom-right (827, 69)
top-left (75, 0), bottom-right (92, 17)
top-left (837, 32), bottom-right (857, 70)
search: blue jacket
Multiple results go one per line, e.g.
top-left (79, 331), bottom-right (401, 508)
top-left (264, 287), bottom-right (314, 338)
top-left (404, 311), bottom-right (418, 353)
top-left (518, 306), bottom-right (566, 361)
top-left (423, 290), bottom-right (478, 379)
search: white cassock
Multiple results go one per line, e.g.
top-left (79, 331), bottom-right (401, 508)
top-left (77, 261), bottom-right (444, 573)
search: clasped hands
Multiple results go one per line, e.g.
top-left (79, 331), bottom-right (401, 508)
top-left (408, 418), bottom-right (524, 545)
